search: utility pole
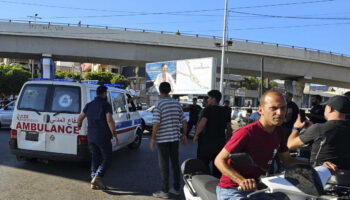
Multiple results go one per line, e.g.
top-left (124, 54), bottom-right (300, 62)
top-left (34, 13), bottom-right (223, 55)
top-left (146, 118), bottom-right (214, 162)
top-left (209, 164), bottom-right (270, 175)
top-left (30, 59), bottom-right (34, 79)
top-left (260, 57), bottom-right (264, 98)
top-left (27, 13), bottom-right (41, 24)
top-left (219, 0), bottom-right (228, 104)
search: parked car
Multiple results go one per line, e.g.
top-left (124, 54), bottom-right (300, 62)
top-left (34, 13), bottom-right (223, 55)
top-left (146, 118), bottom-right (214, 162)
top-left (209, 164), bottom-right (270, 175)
top-left (0, 101), bottom-right (15, 128)
top-left (141, 103), bottom-right (150, 110)
top-left (138, 105), bottom-right (192, 134)
top-left (138, 105), bottom-right (155, 132)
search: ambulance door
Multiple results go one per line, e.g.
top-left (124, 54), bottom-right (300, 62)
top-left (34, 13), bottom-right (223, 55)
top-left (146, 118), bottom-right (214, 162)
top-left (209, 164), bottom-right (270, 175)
top-left (126, 94), bottom-right (140, 142)
top-left (110, 91), bottom-right (130, 150)
top-left (45, 85), bottom-right (81, 155)
top-left (16, 84), bottom-right (50, 152)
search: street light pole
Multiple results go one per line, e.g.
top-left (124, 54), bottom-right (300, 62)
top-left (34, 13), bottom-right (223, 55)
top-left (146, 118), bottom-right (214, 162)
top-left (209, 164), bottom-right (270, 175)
top-left (27, 13), bottom-right (41, 24)
top-left (219, 0), bottom-right (228, 103)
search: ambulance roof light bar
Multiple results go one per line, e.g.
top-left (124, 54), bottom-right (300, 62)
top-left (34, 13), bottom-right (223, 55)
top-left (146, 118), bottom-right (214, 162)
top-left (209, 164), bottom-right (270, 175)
top-left (104, 83), bottom-right (124, 88)
top-left (81, 80), bottom-right (99, 84)
top-left (34, 78), bottom-right (74, 82)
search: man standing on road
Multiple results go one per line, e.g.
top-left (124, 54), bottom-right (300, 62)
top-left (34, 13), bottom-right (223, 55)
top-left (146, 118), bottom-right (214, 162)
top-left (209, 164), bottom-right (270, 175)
top-left (223, 100), bottom-right (233, 140)
top-left (223, 100), bottom-right (232, 122)
top-left (77, 85), bottom-right (118, 190)
top-left (282, 92), bottom-right (299, 138)
top-left (198, 96), bottom-right (208, 121)
top-left (288, 95), bottom-right (350, 170)
top-left (193, 90), bottom-right (231, 178)
top-left (307, 95), bottom-right (326, 124)
top-left (187, 98), bottom-right (202, 138)
top-left (150, 82), bottom-right (187, 199)
top-left (344, 91), bottom-right (350, 121)
top-left (214, 90), bottom-right (337, 200)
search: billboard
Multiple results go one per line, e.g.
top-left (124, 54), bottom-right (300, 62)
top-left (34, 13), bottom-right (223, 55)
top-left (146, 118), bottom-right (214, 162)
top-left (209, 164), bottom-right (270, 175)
top-left (146, 57), bottom-right (216, 95)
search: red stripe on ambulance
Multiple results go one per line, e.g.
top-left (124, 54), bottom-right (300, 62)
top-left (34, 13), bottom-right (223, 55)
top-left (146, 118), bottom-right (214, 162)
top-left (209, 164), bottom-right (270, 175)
top-left (115, 126), bottom-right (136, 134)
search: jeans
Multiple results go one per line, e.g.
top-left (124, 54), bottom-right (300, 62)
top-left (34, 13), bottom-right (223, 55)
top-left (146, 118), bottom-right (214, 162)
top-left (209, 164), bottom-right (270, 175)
top-left (197, 143), bottom-right (224, 178)
top-left (216, 187), bottom-right (277, 200)
top-left (89, 141), bottom-right (112, 179)
top-left (157, 141), bottom-right (180, 192)
top-left (186, 120), bottom-right (197, 137)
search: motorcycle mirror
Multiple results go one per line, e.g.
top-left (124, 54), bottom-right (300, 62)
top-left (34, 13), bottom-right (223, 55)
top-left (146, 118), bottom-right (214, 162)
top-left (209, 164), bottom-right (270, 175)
top-left (229, 153), bottom-right (256, 166)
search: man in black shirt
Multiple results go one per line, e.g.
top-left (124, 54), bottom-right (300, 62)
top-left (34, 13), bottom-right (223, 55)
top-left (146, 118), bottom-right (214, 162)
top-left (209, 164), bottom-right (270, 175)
top-left (193, 90), bottom-right (231, 178)
top-left (344, 91), bottom-right (350, 121)
top-left (282, 92), bottom-right (299, 138)
top-left (126, 93), bottom-right (136, 112)
top-left (223, 100), bottom-right (232, 120)
top-left (246, 105), bottom-right (252, 117)
top-left (307, 95), bottom-right (326, 123)
top-left (288, 95), bottom-right (350, 170)
top-left (187, 98), bottom-right (202, 137)
top-left (223, 100), bottom-right (233, 140)
top-left (77, 86), bottom-right (118, 190)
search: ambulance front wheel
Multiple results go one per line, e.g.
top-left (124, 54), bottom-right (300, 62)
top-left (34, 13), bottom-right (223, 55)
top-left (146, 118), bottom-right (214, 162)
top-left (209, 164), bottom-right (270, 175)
top-left (128, 128), bottom-right (142, 149)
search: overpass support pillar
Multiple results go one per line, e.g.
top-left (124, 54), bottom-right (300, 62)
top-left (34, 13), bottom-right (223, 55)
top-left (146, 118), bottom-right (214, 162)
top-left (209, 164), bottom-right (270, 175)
top-left (284, 80), bottom-right (304, 107)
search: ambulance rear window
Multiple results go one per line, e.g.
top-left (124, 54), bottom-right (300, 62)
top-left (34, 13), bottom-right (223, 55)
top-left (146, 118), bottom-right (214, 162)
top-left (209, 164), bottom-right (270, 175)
top-left (18, 84), bottom-right (81, 113)
top-left (51, 86), bottom-right (80, 113)
top-left (18, 85), bottom-right (48, 111)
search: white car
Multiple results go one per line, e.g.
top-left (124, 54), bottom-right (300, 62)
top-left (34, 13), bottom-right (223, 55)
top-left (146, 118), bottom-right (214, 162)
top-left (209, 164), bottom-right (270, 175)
top-left (0, 101), bottom-right (15, 128)
top-left (138, 105), bottom-right (191, 133)
top-left (138, 106), bottom-right (155, 132)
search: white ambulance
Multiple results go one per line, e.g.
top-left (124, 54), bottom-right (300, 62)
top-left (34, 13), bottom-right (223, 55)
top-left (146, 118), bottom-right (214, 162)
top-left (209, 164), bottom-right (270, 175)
top-left (9, 79), bottom-right (143, 161)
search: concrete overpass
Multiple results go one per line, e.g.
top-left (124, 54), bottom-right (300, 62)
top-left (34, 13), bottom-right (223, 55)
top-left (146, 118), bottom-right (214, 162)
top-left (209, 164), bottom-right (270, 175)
top-left (0, 21), bottom-right (349, 88)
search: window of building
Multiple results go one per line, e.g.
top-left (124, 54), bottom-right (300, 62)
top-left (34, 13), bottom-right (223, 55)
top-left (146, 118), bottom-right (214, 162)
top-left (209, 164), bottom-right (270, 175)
top-left (111, 68), bottom-right (119, 74)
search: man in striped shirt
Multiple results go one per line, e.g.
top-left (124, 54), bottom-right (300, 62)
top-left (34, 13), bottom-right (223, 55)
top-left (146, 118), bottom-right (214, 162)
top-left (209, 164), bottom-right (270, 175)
top-left (150, 82), bottom-right (188, 199)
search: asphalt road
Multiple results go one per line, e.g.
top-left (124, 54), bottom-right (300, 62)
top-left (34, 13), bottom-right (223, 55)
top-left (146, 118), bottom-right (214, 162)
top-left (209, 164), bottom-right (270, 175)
top-left (0, 129), bottom-right (198, 200)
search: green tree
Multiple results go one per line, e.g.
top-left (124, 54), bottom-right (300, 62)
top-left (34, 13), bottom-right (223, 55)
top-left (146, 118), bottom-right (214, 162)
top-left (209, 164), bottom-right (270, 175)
top-left (111, 74), bottom-right (129, 89)
top-left (242, 76), bottom-right (277, 90)
top-left (0, 64), bottom-right (31, 96)
top-left (242, 76), bottom-right (260, 90)
top-left (55, 70), bottom-right (81, 80)
top-left (82, 71), bottom-right (129, 88)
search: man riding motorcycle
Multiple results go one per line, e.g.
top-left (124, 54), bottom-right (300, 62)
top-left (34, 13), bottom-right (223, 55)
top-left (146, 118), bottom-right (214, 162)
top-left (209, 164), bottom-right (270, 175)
top-left (214, 90), bottom-right (337, 200)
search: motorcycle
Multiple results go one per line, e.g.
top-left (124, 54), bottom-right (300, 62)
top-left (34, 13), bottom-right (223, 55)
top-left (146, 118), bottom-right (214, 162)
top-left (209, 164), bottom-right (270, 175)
top-left (181, 153), bottom-right (350, 200)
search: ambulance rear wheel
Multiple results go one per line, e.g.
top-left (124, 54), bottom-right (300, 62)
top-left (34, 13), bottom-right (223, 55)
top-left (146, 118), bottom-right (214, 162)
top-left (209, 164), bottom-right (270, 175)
top-left (128, 128), bottom-right (142, 149)
top-left (16, 155), bottom-right (35, 162)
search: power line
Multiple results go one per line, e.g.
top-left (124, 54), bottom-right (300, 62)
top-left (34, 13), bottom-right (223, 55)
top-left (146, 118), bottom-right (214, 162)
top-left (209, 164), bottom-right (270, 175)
top-left (230, 0), bottom-right (335, 10)
top-left (44, 13), bottom-right (222, 19)
top-left (45, 0), bottom-right (337, 19)
top-left (0, 0), bottom-right (337, 19)
top-left (228, 22), bottom-right (350, 31)
top-left (230, 10), bottom-right (350, 20)
top-left (181, 22), bottom-right (350, 33)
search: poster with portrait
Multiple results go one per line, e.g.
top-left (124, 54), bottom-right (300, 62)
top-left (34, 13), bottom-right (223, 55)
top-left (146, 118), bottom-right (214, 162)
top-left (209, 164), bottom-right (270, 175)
top-left (146, 61), bottom-right (177, 94)
top-left (146, 57), bottom-right (216, 95)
